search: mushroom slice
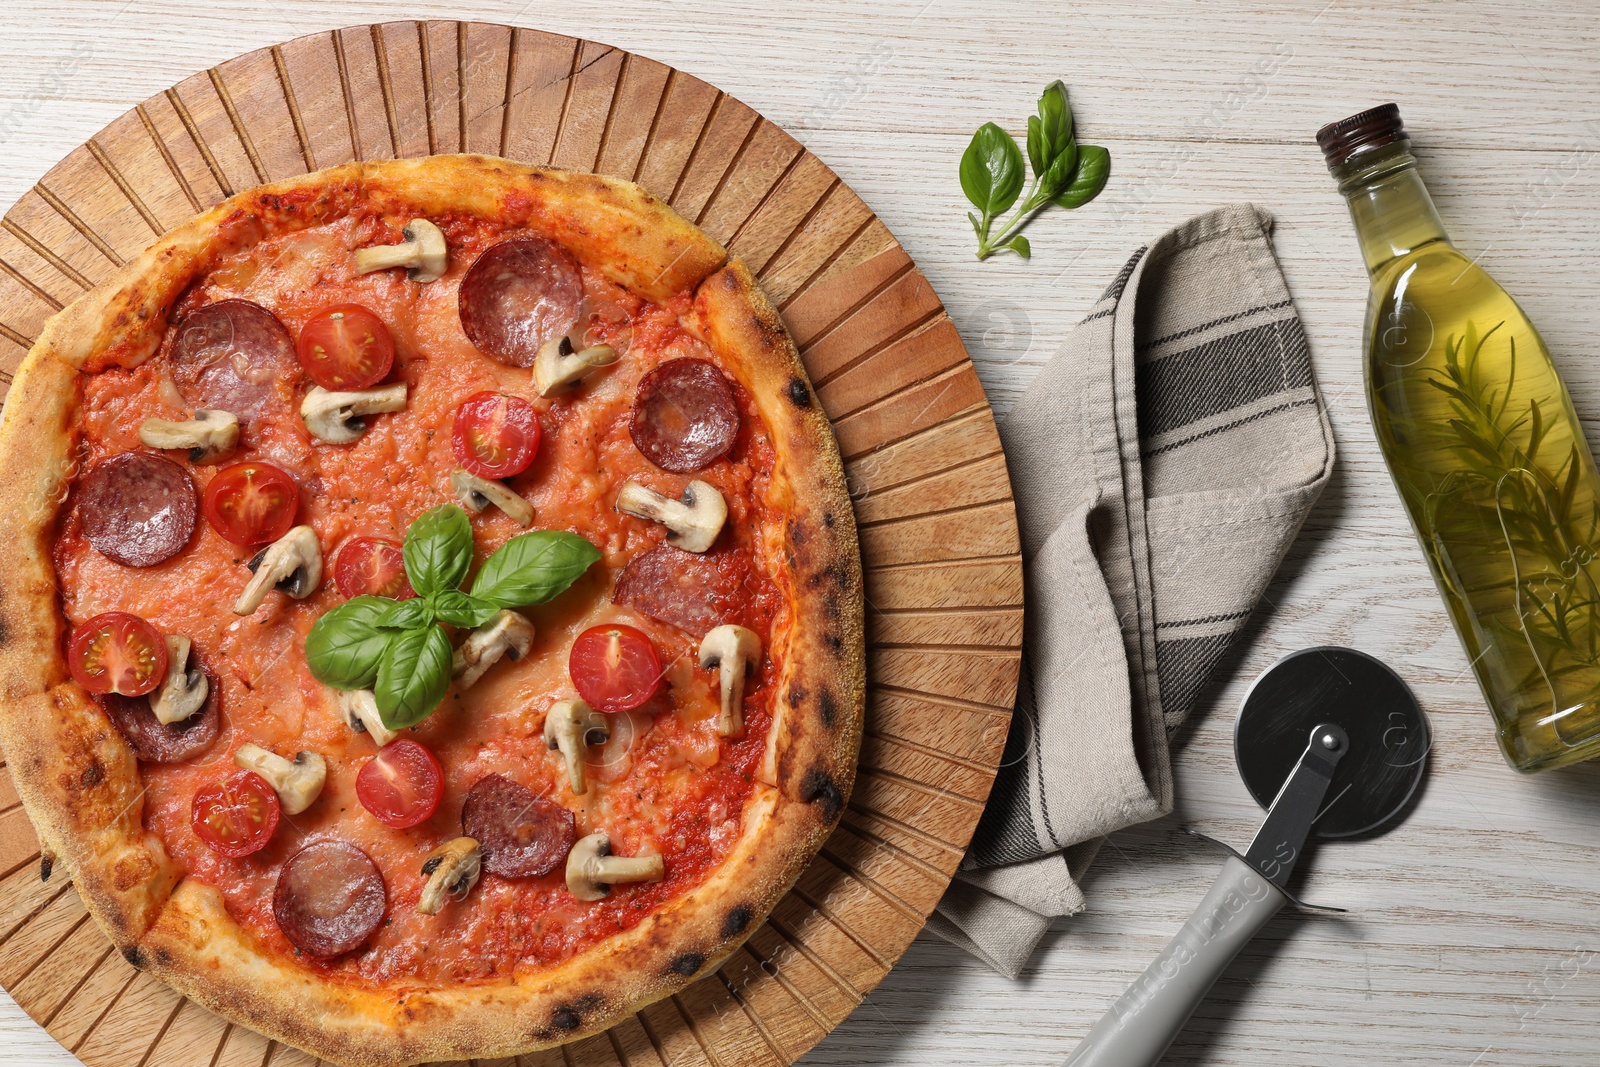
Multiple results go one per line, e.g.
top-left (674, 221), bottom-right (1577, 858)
top-left (352, 219), bottom-right (448, 283)
top-left (566, 832), bottom-right (664, 902)
top-left (149, 635), bottom-right (209, 725)
top-left (418, 836), bottom-right (482, 915)
top-left (616, 480), bottom-right (727, 554)
top-left (235, 526), bottom-right (323, 616)
top-left (337, 687), bottom-right (397, 747)
top-left (452, 610), bottom-right (535, 689)
top-left (301, 383), bottom-right (408, 445)
top-left (698, 624), bottom-right (762, 737)
top-left (233, 743), bottom-right (326, 815)
top-left (138, 409), bottom-right (239, 464)
top-left (543, 698), bottom-right (609, 796)
top-left (534, 337), bottom-right (619, 396)
top-left (450, 467), bottom-right (534, 527)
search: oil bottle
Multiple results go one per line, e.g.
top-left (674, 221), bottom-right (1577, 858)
top-left (1320, 104), bottom-right (1600, 772)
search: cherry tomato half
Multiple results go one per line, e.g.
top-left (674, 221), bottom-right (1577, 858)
top-left (68, 612), bottom-right (169, 697)
top-left (569, 624), bottom-right (662, 713)
top-left (452, 391), bottom-right (541, 480)
top-left (355, 739), bottom-right (443, 829)
top-left (334, 536), bottom-right (415, 600)
top-left (192, 770), bottom-right (281, 858)
top-left (203, 460), bottom-right (298, 546)
top-left (296, 304), bottom-right (395, 391)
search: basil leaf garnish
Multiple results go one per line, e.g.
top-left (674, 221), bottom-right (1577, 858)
top-left (961, 82), bottom-right (1109, 260)
top-left (304, 595), bottom-right (394, 690)
top-left (1028, 81), bottom-right (1076, 186)
top-left (376, 596), bottom-right (433, 630)
top-left (471, 530), bottom-right (601, 608)
top-left (374, 624), bottom-right (453, 730)
top-left (959, 122), bottom-right (1025, 218)
top-left (403, 503), bottom-right (473, 596)
top-left (430, 589), bottom-right (500, 629)
top-left (1053, 144), bottom-right (1111, 209)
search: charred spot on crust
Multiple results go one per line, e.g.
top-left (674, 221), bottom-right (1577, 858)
top-left (801, 769), bottom-right (844, 824)
top-left (790, 519), bottom-right (809, 546)
top-left (722, 904), bottom-right (752, 939)
top-left (819, 690), bottom-right (839, 729)
top-left (121, 945), bottom-right (146, 969)
top-left (0, 615), bottom-right (9, 647)
top-left (823, 511), bottom-right (836, 527)
top-left (826, 633), bottom-right (844, 653)
top-left (81, 762), bottom-right (105, 788)
top-left (787, 685), bottom-right (807, 709)
top-left (788, 378), bottom-right (811, 407)
top-left (548, 992), bottom-right (602, 1034)
top-left (669, 951), bottom-right (706, 977)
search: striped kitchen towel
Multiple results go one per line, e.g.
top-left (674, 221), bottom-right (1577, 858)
top-left (926, 204), bottom-right (1335, 978)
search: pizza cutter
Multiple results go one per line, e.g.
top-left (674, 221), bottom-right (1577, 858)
top-left (1063, 646), bottom-right (1429, 1067)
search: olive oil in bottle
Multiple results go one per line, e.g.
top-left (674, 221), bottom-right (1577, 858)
top-left (1320, 104), bottom-right (1600, 772)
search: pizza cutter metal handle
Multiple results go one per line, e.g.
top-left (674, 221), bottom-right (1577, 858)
top-left (1062, 722), bottom-right (1348, 1067)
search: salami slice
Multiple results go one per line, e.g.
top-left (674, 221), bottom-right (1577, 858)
top-left (273, 841), bottom-right (388, 959)
top-left (629, 359), bottom-right (740, 473)
top-left (101, 666), bottom-right (220, 763)
top-left (168, 300), bottom-right (295, 423)
top-left (612, 543), bottom-right (752, 638)
top-left (461, 774), bottom-right (576, 879)
top-left (458, 238), bottom-right (584, 367)
top-left (76, 452), bottom-right (197, 567)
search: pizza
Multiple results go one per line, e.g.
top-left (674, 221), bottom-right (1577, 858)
top-left (0, 155), bottom-right (864, 1066)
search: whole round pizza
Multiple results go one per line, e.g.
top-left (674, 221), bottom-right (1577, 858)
top-left (0, 156), bottom-right (864, 1066)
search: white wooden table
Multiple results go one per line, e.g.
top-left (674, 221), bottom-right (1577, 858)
top-left (5, 1), bottom-right (1600, 1064)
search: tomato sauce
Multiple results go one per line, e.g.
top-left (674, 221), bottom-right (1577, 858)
top-left (53, 211), bottom-right (786, 985)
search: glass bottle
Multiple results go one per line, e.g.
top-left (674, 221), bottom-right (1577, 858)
top-left (1320, 103), bottom-right (1600, 772)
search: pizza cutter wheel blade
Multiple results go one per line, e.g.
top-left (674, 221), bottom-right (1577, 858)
top-left (1063, 647), bottom-right (1429, 1067)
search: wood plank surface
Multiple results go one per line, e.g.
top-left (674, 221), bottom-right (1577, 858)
top-left (5, 3), bottom-right (1600, 1067)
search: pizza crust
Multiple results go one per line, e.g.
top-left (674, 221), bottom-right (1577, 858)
top-left (0, 156), bottom-right (863, 1067)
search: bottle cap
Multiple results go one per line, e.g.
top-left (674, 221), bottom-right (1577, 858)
top-left (1316, 104), bottom-right (1406, 169)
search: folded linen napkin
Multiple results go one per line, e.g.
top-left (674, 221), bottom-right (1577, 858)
top-left (925, 204), bottom-right (1335, 978)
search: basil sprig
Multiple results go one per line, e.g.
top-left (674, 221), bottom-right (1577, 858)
top-left (305, 503), bottom-right (601, 729)
top-left (961, 81), bottom-right (1111, 260)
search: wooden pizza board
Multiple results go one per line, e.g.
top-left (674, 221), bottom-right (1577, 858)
top-left (0, 21), bottom-right (1021, 1067)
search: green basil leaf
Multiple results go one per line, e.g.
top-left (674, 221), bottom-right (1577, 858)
top-left (374, 623), bottom-right (453, 730)
top-left (376, 596), bottom-right (433, 630)
top-left (967, 211), bottom-right (983, 240)
top-left (471, 530), bottom-right (602, 608)
top-left (959, 122), bottom-right (1024, 216)
top-left (1026, 115), bottom-right (1045, 178)
top-left (403, 504), bottom-right (473, 596)
top-left (304, 595), bottom-right (395, 690)
top-left (1039, 131), bottom-right (1080, 200)
top-left (1005, 234), bottom-right (1032, 259)
top-left (430, 589), bottom-right (500, 629)
top-left (1034, 80), bottom-right (1075, 171)
top-left (1053, 144), bottom-right (1111, 209)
